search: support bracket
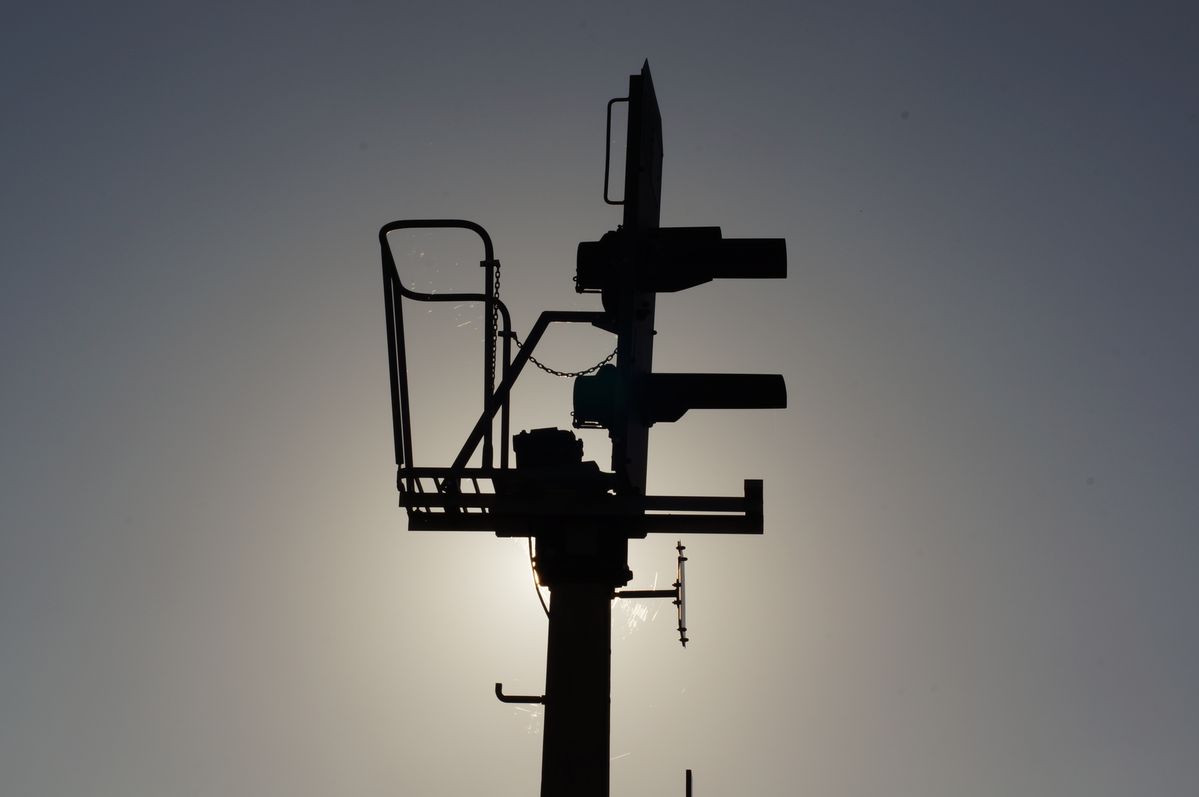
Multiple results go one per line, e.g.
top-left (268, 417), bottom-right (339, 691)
top-left (495, 682), bottom-right (544, 705)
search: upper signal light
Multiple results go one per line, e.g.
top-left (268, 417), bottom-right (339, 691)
top-left (576, 226), bottom-right (786, 294)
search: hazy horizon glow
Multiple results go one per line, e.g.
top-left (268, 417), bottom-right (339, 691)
top-left (3, 3), bottom-right (1198, 796)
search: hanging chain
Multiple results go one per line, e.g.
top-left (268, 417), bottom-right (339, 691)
top-left (514, 335), bottom-right (617, 378)
top-left (493, 261), bottom-right (617, 379)
top-left (488, 261), bottom-right (499, 390)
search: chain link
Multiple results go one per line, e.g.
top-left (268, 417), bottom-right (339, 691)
top-left (513, 334), bottom-right (617, 377)
top-left (488, 260), bottom-right (499, 389)
top-left (493, 261), bottom-right (617, 379)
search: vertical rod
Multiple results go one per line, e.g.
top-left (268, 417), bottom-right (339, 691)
top-left (540, 581), bottom-right (612, 797)
top-left (686, 768), bottom-right (692, 797)
top-left (499, 331), bottom-right (511, 469)
top-left (382, 273), bottom-right (404, 467)
top-left (482, 259), bottom-right (495, 468)
top-left (394, 281), bottom-right (414, 484)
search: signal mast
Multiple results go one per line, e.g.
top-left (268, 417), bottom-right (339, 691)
top-left (378, 62), bottom-right (786, 797)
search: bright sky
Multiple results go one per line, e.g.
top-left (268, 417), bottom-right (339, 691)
top-left (3, 3), bottom-right (1198, 796)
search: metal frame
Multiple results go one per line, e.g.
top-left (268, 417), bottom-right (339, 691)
top-left (381, 218), bottom-right (766, 537)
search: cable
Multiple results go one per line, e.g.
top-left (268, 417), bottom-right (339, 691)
top-left (527, 536), bottom-right (549, 618)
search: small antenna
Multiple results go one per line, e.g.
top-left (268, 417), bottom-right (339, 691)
top-left (674, 541), bottom-right (688, 647)
top-left (614, 541), bottom-right (689, 647)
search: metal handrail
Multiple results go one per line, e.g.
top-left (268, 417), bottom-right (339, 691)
top-left (603, 96), bottom-right (630, 205)
top-left (379, 220), bottom-right (610, 499)
top-left (379, 219), bottom-right (514, 480)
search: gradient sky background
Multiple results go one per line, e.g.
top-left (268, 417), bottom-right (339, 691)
top-left (3, 2), bottom-right (1198, 796)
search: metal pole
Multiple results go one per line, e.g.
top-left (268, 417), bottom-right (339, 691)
top-left (539, 580), bottom-right (613, 797)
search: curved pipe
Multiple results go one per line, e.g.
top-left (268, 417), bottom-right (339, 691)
top-left (379, 219), bottom-right (513, 338)
top-left (495, 682), bottom-right (543, 705)
top-left (380, 218), bottom-right (494, 260)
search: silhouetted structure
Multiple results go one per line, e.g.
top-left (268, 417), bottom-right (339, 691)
top-left (378, 62), bottom-right (786, 797)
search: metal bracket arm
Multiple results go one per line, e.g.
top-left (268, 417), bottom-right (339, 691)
top-left (448, 310), bottom-right (607, 474)
top-left (399, 477), bottom-right (764, 536)
top-left (615, 588), bottom-right (677, 600)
